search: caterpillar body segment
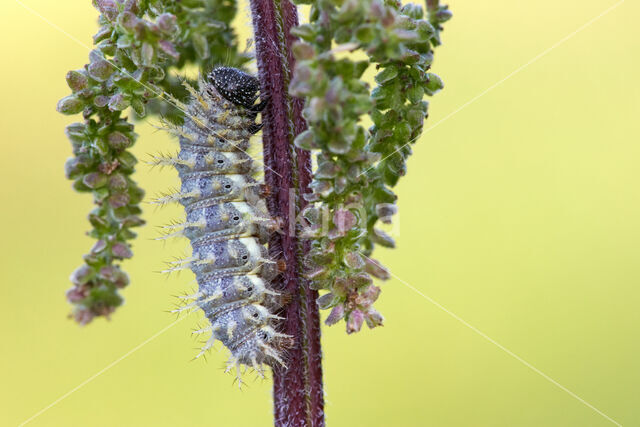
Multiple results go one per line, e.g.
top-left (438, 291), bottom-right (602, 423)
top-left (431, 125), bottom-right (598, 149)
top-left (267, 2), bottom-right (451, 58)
top-left (158, 67), bottom-right (289, 374)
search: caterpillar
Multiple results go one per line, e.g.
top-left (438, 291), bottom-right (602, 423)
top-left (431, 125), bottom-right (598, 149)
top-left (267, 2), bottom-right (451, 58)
top-left (154, 67), bottom-right (289, 380)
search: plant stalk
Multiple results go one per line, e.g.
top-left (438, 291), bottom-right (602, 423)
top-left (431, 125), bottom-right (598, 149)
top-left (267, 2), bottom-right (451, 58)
top-left (248, 0), bottom-right (324, 425)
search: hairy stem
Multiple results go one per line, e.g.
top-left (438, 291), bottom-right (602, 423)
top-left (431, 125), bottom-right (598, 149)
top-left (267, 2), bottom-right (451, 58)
top-left (249, 0), bottom-right (324, 425)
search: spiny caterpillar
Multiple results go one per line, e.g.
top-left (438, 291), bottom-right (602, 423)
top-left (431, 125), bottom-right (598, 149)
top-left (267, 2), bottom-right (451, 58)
top-left (154, 67), bottom-right (289, 379)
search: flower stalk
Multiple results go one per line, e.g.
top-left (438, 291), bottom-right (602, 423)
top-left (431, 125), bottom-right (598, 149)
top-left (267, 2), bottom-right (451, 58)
top-left (289, 0), bottom-right (451, 333)
top-left (58, 0), bottom-right (246, 323)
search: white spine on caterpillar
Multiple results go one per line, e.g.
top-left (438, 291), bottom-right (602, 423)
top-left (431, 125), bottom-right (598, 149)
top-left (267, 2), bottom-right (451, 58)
top-left (158, 67), bottom-right (288, 378)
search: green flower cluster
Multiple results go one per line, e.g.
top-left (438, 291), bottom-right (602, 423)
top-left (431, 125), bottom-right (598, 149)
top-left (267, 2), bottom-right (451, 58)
top-left (57, 0), bottom-right (244, 324)
top-left (290, 0), bottom-right (451, 333)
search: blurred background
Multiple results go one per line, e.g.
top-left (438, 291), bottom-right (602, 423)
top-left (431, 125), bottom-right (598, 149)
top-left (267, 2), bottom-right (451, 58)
top-left (1, 0), bottom-right (639, 425)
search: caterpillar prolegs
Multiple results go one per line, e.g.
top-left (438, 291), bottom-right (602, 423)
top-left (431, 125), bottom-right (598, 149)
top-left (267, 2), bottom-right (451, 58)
top-left (155, 67), bottom-right (289, 377)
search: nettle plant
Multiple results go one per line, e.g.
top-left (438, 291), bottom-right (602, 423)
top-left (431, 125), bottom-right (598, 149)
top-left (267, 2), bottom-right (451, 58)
top-left (57, 0), bottom-right (450, 424)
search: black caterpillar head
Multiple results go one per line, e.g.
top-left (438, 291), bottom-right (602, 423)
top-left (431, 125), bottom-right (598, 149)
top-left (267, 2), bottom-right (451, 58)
top-left (208, 67), bottom-right (261, 110)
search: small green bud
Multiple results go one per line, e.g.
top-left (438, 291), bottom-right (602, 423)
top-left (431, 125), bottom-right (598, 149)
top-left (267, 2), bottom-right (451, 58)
top-left (192, 33), bottom-right (209, 60)
top-left (64, 157), bottom-right (82, 180)
top-left (108, 192), bottom-right (130, 209)
top-left (99, 266), bottom-right (130, 288)
top-left (57, 96), bottom-right (85, 115)
top-left (107, 131), bottom-right (131, 150)
top-left (325, 304), bottom-right (345, 326)
top-left (344, 252), bottom-right (365, 270)
top-left (333, 209), bottom-right (357, 232)
top-left (375, 203), bottom-right (397, 223)
top-left (109, 173), bottom-right (128, 191)
top-left (315, 160), bottom-right (339, 179)
top-left (140, 42), bottom-right (155, 67)
top-left (148, 66), bottom-right (166, 82)
top-left (304, 97), bottom-right (327, 122)
top-left (111, 242), bottom-right (133, 259)
top-left (72, 178), bottom-right (91, 192)
top-left (355, 24), bottom-right (375, 44)
top-left (117, 151), bottom-right (138, 170)
top-left (91, 239), bottom-right (108, 254)
top-left (93, 25), bottom-right (111, 44)
top-left (116, 34), bottom-right (132, 49)
top-left (94, 137), bottom-right (110, 156)
top-left (372, 228), bottom-right (395, 248)
top-left (333, 27), bottom-right (351, 44)
top-left (82, 172), bottom-right (108, 189)
top-left (128, 185), bottom-right (145, 204)
top-left (66, 70), bottom-right (89, 92)
top-left (327, 134), bottom-right (352, 154)
top-left (157, 13), bottom-right (177, 34)
top-left (401, 3), bottom-right (424, 20)
top-left (97, 39), bottom-right (116, 56)
top-left (122, 215), bottom-right (144, 227)
top-left (399, 48), bottom-right (420, 64)
top-left (350, 272), bottom-right (373, 288)
top-left (94, 187), bottom-right (110, 202)
top-left (346, 309), bottom-right (364, 334)
top-left (394, 29), bottom-right (418, 42)
top-left (292, 41), bottom-right (315, 60)
top-left (119, 11), bottom-right (139, 32)
top-left (93, 95), bottom-right (109, 108)
top-left (415, 20), bottom-right (435, 41)
top-left (346, 164), bottom-right (362, 181)
top-left (425, 72), bottom-right (444, 94)
top-left (336, 0), bottom-right (360, 23)
top-left (307, 269), bottom-right (329, 285)
top-left (332, 277), bottom-right (350, 295)
top-left (406, 106), bottom-right (425, 128)
top-left (70, 264), bottom-right (93, 286)
top-left (130, 97), bottom-right (146, 117)
top-left (302, 205), bottom-right (323, 225)
top-left (393, 122), bottom-right (412, 141)
top-left (334, 176), bottom-right (348, 194)
top-left (433, 7), bottom-right (453, 23)
top-left (294, 130), bottom-right (318, 150)
top-left (290, 24), bottom-right (316, 42)
top-left (310, 180), bottom-right (333, 198)
top-left (108, 93), bottom-right (130, 111)
top-left (88, 59), bottom-right (114, 82)
top-left (64, 156), bottom-right (93, 180)
top-left (317, 292), bottom-right (340, 310)
top-left (65, 123), bottom-right (86, 142)
top-left (66, 286), bottom-right (88, 304)
top-left (96, 0), bottom-right (118, 20)
top-left (158, 40), bottom-right (179, 59)
top-left (88, 211), bottom-right (109, 229)
top-left (364, 308), bottom-right (384, 328)
top-left (406, 85), bottom-right (424, 104)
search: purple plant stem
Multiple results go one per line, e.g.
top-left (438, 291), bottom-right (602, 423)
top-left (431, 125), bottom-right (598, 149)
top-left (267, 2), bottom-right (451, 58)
top-left (248, 0), bottom-right (324, 425)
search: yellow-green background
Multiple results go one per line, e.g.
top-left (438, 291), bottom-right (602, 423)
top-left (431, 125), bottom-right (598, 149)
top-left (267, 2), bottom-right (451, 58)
top-left (1, 0), bottom-right (638, 425)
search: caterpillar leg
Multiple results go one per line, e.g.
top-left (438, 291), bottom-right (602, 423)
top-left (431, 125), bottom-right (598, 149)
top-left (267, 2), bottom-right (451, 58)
top-left (249, 95), bottom-right (269, 113)
top-left (248, 122), bottom-right (263, 135)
